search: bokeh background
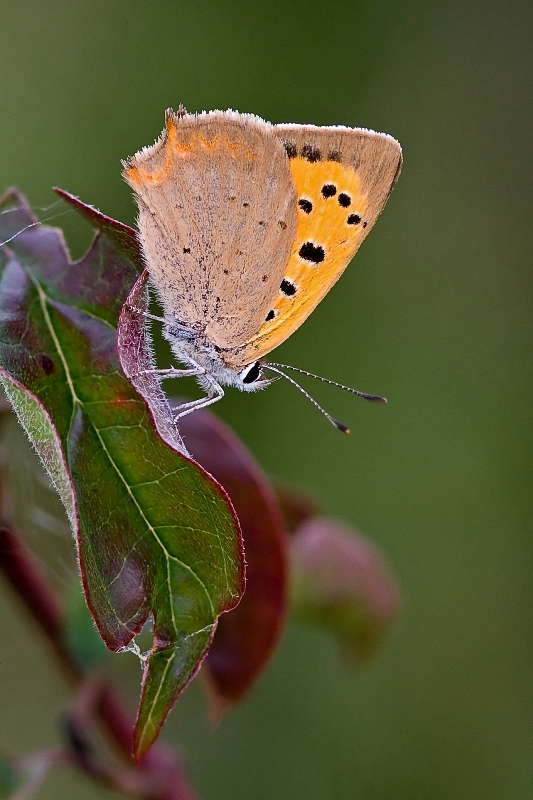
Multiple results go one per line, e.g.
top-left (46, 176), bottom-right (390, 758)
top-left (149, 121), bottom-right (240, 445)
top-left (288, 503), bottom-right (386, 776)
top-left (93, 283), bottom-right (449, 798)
top-left (1, 1), bottom-right (532, 798)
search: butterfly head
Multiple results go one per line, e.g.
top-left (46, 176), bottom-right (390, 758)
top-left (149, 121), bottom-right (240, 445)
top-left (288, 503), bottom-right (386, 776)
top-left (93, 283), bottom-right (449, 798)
top-left (237, 361), bottom-right (278, 391)
top-left (163, 322), bottom-right (276, 392)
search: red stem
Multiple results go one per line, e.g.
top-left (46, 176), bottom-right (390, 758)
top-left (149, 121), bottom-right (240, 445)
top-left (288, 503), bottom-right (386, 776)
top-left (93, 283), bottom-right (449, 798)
top-left (0, 525), bottom-right (197, 800)
top-left (0, 525), bottom-right (79, 674)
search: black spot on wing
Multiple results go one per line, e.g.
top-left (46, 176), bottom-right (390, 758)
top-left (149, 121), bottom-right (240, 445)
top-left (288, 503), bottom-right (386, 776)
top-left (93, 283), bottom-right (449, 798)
top-left (266, 309), bottom-right (276, 321)
top-left (338, 193), bottom-right (351, 207)
top-left (283, 140), bottom-right (297, 159)
top-left (327, 150), bottom-right (342, 162)
top-left (280, 279), bottom-right (297, 296)
top-left (301, 144), bottom-right (321, 162)
top-left (347, 214), bottom-right (361, 225)
top-left (298, 198), bottom-right (313, 214)
top-left (299, 242), bottom-right (325, 264)
top-left (321, 184), bottom-right (337, 199)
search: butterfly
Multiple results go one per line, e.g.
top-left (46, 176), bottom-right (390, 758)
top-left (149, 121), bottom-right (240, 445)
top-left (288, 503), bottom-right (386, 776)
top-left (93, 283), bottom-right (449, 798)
top-left (123, 108), bottom-right (401, 431)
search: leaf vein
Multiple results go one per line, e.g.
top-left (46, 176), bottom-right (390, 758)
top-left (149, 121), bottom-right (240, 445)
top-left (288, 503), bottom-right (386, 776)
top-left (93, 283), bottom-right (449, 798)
top-left (34, 279), bottom-right (216, 635)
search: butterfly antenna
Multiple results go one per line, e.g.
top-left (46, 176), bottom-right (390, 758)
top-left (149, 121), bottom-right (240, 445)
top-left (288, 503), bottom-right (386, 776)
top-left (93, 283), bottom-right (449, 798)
top-left (262, 364), bottom-right (351, 434)
top-left (267, 362), bottom-right (387, 404)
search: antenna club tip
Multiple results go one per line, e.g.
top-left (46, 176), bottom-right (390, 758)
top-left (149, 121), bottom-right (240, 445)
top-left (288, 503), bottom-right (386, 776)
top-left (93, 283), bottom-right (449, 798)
top-left (334, 421), bottom-right (351, 434)
top-left (363, 394), bottom-right (388, 404)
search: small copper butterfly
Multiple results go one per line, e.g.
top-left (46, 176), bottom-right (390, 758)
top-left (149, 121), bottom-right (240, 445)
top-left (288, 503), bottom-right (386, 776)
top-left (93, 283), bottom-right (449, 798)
top-left (123, 108), bottom-right (402, 432)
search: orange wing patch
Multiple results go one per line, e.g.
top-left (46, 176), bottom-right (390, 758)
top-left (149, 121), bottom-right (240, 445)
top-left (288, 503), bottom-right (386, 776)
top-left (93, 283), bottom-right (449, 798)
top-left (226, 158), bottom-right (368, 367)
top-left (125, 118), bottom-right (233, 187)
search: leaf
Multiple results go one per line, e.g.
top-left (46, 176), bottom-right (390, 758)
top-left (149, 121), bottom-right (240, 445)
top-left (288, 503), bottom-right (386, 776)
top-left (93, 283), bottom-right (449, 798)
top-left (178, 409), bottom-right (288, 720)
top-left (290, 518), bottom-right (401, 664)
top-left (116, 271), bottom-right (288, 717)
top-left (0, 189), bottom-right (244, 758)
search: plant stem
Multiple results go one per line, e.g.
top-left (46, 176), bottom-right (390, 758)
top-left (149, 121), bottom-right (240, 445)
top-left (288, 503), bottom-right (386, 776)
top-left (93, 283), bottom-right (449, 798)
top-left (0, 524), bottom-right (197, 800)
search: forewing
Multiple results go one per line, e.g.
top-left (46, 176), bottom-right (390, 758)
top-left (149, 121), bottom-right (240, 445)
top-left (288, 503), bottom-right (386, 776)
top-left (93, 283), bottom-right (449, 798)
top-left (124, 110), bottom-right (297, 349)
top-left (222, 124), bottom-right (402, 369)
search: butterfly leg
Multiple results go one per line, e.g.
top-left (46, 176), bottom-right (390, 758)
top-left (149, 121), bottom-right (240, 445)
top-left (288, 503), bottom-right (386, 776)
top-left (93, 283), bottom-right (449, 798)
top-left (129, 366), bottom-right (203, 380)
top-left (125, 304), bottom-right (167, 324)
top-left (172, 379), bottom-right (224, 421)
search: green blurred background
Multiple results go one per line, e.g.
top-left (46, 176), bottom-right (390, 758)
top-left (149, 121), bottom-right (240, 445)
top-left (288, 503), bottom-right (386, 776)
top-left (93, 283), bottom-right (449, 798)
top-left (1, 0), bottom-right (532, 798)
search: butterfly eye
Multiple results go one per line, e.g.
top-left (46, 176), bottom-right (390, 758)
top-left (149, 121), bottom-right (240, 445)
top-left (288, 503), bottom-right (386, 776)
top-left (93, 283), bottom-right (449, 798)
top-left (240, 362), bottom-right (261, 384)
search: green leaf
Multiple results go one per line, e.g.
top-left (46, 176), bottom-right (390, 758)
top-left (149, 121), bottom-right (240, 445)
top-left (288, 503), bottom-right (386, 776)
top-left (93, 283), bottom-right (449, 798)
top-left (0, 189), bottom-right (244, 758)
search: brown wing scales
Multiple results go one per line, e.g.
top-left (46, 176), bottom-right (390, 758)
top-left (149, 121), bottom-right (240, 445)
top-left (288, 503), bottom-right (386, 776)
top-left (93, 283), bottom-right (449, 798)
top-left (124, 110), bottom-right (297, 349)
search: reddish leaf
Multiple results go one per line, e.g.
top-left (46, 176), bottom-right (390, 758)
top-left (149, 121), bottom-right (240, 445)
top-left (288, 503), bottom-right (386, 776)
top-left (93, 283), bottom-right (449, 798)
top-left (274, 483), bottom-right (320, 534)
top-left (54, 188), bottom-right (144, 273)
top-left (179, 410), bottom-right (288, 719)
top-left (117, 270), bottom-right (188, 455)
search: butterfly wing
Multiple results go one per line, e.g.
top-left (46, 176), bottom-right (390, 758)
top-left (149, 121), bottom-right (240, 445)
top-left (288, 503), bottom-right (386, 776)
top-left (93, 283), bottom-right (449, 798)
top-left (222, 124), bottom-right (402, 370)
top-left (124, 110), bottom-right (297, 350)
